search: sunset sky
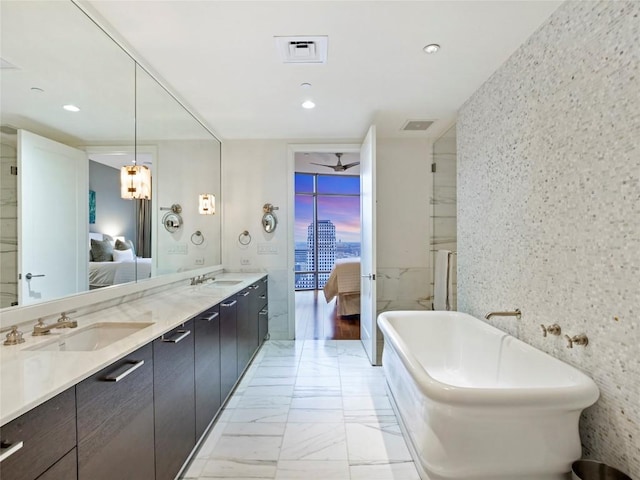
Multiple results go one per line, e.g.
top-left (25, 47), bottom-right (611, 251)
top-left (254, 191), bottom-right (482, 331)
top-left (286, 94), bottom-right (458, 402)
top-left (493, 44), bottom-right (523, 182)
top-left (295, 174), bottom-right (361, 243)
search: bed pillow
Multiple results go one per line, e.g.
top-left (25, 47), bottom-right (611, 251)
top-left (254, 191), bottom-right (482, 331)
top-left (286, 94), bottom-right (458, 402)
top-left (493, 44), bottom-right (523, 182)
top-left (102, 233), bottom-right (116, 247)
top-left (89, 232), bottom-right (102, 262)
top-left (115, 238), bottom-right (136, 256)
top-left (90, 238), bottom-right (113, 262)
top-left (112, 248), bottom-right (134, 262)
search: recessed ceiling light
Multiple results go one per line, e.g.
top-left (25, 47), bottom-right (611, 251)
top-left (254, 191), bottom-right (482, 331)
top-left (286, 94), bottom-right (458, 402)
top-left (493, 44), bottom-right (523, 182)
top-left (31, 87), bottom-right (44, 93)
top-left (63, 104), bottom-right (80, 112)
top-left (423, 44), bottom-right (440, 54)
top-left (302, 100), bottom-right (315, 109)
top-left (300, 82), bottom-right (312, 88)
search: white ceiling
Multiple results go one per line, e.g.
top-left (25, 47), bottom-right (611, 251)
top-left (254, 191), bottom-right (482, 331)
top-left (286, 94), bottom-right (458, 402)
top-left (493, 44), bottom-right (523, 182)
top-left (86, 0), bottom-right (562, 141)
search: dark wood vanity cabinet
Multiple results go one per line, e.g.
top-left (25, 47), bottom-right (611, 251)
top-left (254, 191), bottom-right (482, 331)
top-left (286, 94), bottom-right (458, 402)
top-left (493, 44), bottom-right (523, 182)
top-left (153, 320), bottom-right (196, 480)
top-left (36, 448), bottom-right (77, 480)
top-left (76, 343), bottom-right (154, 480)
top-left (0, 387), bottom-right (76, 480)
top-left (219, 296), bottom-right (238, 402)
top-left (252, 277), bottom-right (269, 345)
top-left (194, 305), bottom-right (221, 439)
top-left (236, 287), bottom-right (253, 374)
top-left (0, 276), bottom-right (269, 480)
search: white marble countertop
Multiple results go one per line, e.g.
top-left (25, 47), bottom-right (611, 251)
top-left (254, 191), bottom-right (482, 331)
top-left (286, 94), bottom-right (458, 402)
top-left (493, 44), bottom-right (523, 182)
top-left (0, 272), bottom-right (267, 426)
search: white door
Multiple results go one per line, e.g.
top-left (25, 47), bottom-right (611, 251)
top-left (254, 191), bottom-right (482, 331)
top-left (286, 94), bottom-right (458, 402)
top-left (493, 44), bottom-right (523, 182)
top-left (18, 130), bottom-right (88, 305)
top-left (360, 126), bottom-right (378, 364)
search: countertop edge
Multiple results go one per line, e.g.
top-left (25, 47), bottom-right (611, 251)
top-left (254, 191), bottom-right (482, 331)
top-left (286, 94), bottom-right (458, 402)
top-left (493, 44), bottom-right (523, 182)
top-left (0, 272), bottom-right (267, 426)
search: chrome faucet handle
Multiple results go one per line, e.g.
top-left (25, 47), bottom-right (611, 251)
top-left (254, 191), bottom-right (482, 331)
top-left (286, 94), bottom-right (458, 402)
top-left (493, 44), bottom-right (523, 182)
top-left (564, 334), bottom-right (589, 348)
top-left (3, 326), bottom-right (25, 346)
top-left (547, 324), bottom-right (561, 336)
top-left (33, 318), bottom-right (50, 336)
top-left (57, 312), bottom-right (77, 328)
top-left (541, 324), bottom-right (561, 337)
top-left (57, 310), bottom-right (77, 322)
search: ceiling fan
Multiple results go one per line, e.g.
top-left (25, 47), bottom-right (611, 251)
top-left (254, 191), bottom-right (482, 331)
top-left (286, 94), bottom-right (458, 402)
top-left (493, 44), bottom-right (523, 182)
top-left (311, 153), bottom-right (360, 172)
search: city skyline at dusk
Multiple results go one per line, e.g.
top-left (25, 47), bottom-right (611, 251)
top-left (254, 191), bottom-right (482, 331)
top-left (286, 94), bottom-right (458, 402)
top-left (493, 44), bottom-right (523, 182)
top-left (295, 173), bottom-right (361, 244)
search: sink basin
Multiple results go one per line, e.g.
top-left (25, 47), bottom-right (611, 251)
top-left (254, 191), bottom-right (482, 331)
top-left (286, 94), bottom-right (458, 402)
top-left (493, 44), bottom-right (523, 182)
top-left (211, 280), bottom-right (243, 286)
top-left (25, 322), bottom-right (153, 352)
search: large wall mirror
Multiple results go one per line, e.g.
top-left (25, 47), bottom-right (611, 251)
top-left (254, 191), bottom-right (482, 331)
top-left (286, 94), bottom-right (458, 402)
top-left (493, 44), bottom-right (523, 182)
top-left (0, 1), bottom-right (222, 311)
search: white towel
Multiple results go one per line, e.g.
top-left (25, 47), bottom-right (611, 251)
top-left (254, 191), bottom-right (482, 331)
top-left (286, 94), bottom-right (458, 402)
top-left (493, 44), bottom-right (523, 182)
top-left (434, 250), bottom-right (453, 310)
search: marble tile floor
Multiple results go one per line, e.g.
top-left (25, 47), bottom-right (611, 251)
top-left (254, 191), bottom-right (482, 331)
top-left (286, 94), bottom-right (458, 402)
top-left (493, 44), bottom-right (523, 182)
top-left (181, 339), bottom-right (421, 480)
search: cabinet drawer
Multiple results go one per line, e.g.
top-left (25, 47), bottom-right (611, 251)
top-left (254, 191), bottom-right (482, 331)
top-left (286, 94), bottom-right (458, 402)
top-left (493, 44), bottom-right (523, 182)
top-left (252, 278), bottom-right (268, 310)
top-left (0, 388), bottom-right (76, 480)
top-left (195, 305), bottom-right (221, 439)
top-left (154, 320), bottom-right (195, 480)
top-left (76, 343), bottom-right (154, 480)
top-left (219, 296), bottom-right (238, 401)
top-left (37, 447), bottom-right (77, 480)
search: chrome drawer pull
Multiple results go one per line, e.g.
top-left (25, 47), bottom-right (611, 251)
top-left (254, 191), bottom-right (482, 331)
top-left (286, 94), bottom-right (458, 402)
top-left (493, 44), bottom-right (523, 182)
top-left (0, 441), bottom-right (24, 462)
top-left (162, 330), bottom-right (191, 343)
top-left (240, 291), bottom-right (250, 297)
top-left (251, 284), bottom-right (259, 289)
top-left (259, 294), bottom-right (266, 299)
top-left (203, 312), bottom-right (219, 322)
top-left (259, 308), bottom-right (268, 315)
top-left (221, 300), bottom-right (237, 307)
top-left (104, 360), bottom-right (145, 382)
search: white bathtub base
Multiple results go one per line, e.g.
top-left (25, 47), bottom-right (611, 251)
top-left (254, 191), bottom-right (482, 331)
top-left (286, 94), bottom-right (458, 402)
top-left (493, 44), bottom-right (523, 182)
top-left (386, 381), bottom-right (570, 480)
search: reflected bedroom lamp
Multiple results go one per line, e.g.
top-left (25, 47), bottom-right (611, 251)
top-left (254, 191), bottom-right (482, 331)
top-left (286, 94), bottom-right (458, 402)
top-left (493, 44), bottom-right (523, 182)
top-left (120, 164), bottom-right (151, 200)
top-left (199, 194), bottom-right (215, 215)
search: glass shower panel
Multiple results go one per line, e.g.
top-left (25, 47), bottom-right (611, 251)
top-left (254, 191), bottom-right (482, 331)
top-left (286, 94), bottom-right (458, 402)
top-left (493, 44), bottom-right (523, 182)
top-left (431, 125), bottom-right (457, 309)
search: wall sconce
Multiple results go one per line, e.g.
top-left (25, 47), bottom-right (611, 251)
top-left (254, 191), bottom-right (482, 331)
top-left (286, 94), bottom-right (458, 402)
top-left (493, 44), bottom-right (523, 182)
top-left (160, 204), bottom-right (183, 233)
top-left (120, 164), bottom-right (151, 200)
top-left (262, 203), bottom-right (279, 233)
top-left (199, 194), bottom-right (215, 215)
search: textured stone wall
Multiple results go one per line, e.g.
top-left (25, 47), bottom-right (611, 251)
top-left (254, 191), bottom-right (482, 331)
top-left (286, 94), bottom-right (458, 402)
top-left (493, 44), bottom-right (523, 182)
top-left (457, 1), bottom-right (639, 476)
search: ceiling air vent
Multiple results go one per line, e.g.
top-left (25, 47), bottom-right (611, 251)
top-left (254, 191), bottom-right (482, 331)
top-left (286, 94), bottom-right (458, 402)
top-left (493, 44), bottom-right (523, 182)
top-left (275, 36), bottom-right (328, 64)
top-left (401, 120), bottom-right (434, 131)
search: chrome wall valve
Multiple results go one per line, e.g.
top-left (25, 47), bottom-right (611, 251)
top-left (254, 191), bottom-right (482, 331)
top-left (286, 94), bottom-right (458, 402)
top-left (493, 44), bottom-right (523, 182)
top-left (540, 324), bottom-right (562, 337)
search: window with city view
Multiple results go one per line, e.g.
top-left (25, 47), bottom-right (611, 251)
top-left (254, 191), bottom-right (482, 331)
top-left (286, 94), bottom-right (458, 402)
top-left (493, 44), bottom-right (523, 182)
top-left (295, 173), bottom-right (360, 290)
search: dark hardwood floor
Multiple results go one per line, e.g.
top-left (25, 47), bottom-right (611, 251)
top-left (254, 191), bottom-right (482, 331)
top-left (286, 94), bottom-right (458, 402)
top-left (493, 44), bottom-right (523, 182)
top-left (295, 290), bottom-right (360, 340)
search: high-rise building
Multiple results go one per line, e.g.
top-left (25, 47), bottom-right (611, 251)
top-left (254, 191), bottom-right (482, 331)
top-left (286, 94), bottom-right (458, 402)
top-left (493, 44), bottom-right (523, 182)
top-left (307, 220), bottom-right (336, 287)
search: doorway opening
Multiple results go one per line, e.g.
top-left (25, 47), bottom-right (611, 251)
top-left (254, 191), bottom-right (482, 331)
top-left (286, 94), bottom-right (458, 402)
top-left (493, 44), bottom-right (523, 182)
top-left (293, 151), bottom-right (361, 339)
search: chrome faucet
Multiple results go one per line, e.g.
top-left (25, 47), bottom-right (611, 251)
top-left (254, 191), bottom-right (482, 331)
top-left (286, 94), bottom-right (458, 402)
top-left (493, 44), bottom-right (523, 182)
top-left (191, 274), bottom-right (214, 285)
top-left (32, 312), bottom-right (78, 336)
top-left (485, 309), bottom-right (522, 320)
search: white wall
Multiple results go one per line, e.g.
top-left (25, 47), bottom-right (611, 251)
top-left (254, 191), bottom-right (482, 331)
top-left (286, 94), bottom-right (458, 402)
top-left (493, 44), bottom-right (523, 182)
top-left (156, 139), bottom-right (221, 274)
top-left (222, 137), bottom-right (432, 341)
top-left (222, 140), bottom-right (293, 339)
top-left (376, 138), bottom-right (431, 312)
top-left (458, 1), bottom-right (639, 476)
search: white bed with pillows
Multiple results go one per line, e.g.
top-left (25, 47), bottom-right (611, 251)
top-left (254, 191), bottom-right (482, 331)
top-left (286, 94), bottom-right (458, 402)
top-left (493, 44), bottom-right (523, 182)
top-left (89, 233), bottom-right (152, 288)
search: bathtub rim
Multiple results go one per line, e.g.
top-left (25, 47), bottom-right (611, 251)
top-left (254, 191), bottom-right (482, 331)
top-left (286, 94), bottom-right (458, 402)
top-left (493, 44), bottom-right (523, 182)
top-left (377, 310), bottom-right (600, 409)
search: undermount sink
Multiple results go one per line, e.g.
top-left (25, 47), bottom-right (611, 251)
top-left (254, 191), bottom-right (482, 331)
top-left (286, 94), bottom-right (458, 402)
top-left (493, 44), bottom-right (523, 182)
top-left (211, 280), bottom-right (243, 286)
top-left (25, 322), bottom-right (153, 352)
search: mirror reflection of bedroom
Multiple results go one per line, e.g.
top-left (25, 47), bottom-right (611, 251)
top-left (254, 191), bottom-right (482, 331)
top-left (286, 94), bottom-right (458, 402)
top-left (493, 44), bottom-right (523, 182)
top-left (294, 152), bottom-right (361, 339)
top-left (88, 150), bottom-right (153, 290)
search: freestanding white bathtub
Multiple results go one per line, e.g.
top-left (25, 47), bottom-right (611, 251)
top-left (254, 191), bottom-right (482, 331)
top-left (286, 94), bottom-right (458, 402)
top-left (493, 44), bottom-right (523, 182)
top-left (377, 311), bottom-right (599, 480)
